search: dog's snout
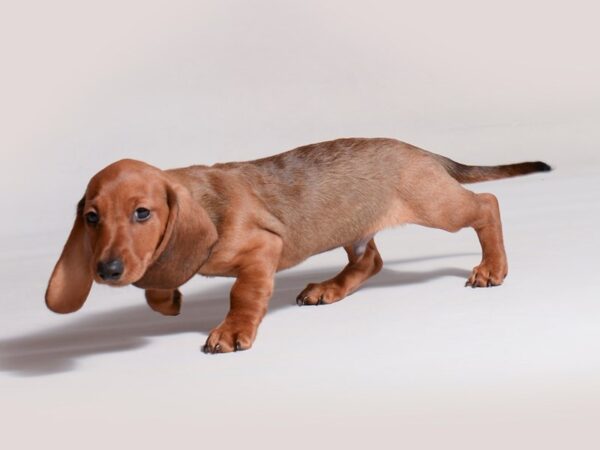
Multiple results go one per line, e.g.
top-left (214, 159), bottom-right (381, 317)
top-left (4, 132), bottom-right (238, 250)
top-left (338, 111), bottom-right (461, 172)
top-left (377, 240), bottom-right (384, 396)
top-left (97, 259), bottom-right (124, 281)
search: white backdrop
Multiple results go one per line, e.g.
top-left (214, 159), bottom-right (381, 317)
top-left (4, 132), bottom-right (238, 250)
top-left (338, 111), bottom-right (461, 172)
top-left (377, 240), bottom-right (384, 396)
top-left (1, 1), bottom-right (599, 449)
top-left (1, 0), bottom-right (598, 236)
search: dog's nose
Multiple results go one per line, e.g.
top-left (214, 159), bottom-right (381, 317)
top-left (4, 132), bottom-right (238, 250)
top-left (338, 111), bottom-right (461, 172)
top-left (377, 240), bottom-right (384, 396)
top-left (97, 259), bottom-right (124, 281)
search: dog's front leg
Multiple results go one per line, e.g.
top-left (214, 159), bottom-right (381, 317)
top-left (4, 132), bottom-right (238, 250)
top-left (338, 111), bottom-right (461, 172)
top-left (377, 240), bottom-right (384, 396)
top-left (202, 236), bottom-right (281, 354)
top-left (202, 266), bottom-right (275, 353)
top-left (145, 288), bottom-right (182, 316)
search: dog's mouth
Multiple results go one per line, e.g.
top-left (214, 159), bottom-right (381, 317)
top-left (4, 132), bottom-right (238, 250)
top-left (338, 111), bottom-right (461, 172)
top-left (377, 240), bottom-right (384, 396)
top-left (93, 266), bottom-right (137, 287)
top-left (94, 275), bottom-right (130, 287)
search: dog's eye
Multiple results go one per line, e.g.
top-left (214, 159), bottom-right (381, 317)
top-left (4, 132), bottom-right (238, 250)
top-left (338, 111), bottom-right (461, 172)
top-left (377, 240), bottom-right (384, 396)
top-left (85, 211), bottom-right (99, 225)
top-left (134, 207), bottom-right (151, 222)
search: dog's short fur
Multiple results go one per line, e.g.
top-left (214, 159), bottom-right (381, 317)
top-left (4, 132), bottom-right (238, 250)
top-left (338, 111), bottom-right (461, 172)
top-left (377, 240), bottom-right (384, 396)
top-left (46, 138), bottom-right (551, 353)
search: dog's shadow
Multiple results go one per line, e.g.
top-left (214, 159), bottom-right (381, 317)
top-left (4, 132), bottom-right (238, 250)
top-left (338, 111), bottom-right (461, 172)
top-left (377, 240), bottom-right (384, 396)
top-left (0, 254), bottom-right (473, 376)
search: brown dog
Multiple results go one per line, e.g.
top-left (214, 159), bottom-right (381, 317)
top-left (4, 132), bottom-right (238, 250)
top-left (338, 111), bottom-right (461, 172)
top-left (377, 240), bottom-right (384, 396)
top-left (46, 138), bottom-right (551, 353)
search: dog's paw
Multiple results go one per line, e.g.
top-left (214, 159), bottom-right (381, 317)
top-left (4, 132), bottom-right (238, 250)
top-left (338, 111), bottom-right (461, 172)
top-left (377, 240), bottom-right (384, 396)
top-left (145, 289), bottom-right (182, 316)
top-left (202, 320), bottom-right (256, 354)
top-left (465, 262), bottom-right (507, 288)
top-left (296, 282), bottom-right (347, 306)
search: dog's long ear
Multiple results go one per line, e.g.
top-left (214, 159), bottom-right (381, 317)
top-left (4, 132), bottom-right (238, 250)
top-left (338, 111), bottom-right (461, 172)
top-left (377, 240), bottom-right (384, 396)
top-left (134, 180), bottom-right (218, 290)
top-left (45, 198), bottom-right (93, 313)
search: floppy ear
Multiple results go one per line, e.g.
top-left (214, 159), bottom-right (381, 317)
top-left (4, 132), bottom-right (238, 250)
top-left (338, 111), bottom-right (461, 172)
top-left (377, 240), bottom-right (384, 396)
top-left (134, 181), bottom-right (218, 290)
top-left (45, 199), bottom-right (94, 313)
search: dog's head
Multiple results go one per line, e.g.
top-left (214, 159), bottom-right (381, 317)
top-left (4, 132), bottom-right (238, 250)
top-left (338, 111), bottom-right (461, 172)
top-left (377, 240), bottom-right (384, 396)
top-left (45, 159), bottom-right (218, 313)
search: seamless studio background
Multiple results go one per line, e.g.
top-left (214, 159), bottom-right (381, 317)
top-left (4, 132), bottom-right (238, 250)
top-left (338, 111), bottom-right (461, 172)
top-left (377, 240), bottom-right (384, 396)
top-left (1, 1), bottom-right (599, 449)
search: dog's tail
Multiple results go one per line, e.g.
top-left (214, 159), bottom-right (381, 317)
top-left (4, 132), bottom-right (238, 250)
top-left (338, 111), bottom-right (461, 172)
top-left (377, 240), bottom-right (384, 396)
top-left (432, 154), bottom-right (552, 184)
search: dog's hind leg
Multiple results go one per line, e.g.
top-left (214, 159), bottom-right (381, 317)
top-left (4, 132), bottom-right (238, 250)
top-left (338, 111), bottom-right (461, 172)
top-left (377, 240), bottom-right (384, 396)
top-left (405, 166), bottom-right (508, 287)
top-left (296, 237), bottom-right (383, 306)
top-left (463, 193), bottom-right (508, 287)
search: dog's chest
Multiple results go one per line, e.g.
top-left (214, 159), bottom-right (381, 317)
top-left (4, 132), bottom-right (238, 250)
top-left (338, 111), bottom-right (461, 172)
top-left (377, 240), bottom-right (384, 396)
top-left (196, 240), bottom-right (242, 277)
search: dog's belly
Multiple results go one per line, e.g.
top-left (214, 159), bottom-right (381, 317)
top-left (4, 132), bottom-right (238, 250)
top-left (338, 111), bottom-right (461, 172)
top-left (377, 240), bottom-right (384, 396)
top-left (275, 196), bottom-right (413, 271)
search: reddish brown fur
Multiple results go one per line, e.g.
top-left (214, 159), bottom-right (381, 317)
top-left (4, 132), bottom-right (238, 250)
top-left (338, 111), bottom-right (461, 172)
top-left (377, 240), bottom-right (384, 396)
top-left (46, 138), bottom-right (550, 353)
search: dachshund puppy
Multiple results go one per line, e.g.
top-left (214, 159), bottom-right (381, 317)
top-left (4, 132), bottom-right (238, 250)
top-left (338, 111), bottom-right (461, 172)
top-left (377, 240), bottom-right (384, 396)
top-left (46, 138), bottom-right (551, 353)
